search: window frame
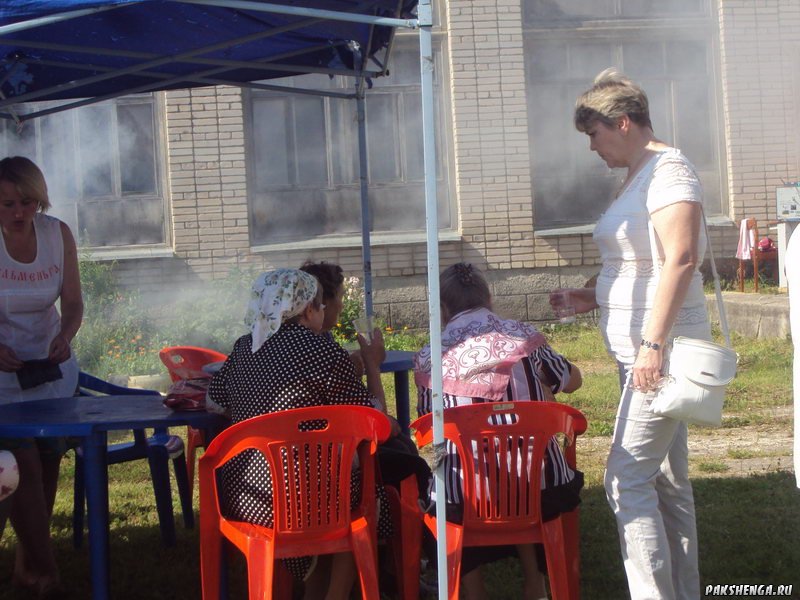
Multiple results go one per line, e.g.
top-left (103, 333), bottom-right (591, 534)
top-left (523, 0), bottom-right (728, 232)
top-left (243, 33), bottom-right (456, 249)
top-left (0, 93), bottom-right (171, 255)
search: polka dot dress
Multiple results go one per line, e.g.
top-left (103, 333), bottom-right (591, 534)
top-left (208, 323), bottom-right (393, 580)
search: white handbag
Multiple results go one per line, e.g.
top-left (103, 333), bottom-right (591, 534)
top-left (648, 206), bottom-right (738, 427)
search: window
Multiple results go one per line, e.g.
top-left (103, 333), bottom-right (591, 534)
top-left (0, 94), bottom-right (167, 247)
top-left (246, 44), bottom-right (452, 245)
top-left (523, 1), bottom-right (723, 228)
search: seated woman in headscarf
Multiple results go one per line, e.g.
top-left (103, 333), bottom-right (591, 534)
top-left (208, 268), bottom-right (395, 600)
top-left (300, 260), bottom-right (432, 502)
top-left (414, 263), bottom-right (584, 600)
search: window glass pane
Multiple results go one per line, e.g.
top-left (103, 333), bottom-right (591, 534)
top-left (3, 117), bottom-right (37, 161)
top-left (673, 80), bottom-right (714, 168)
top-left (78, 106), bottom-right (114, 196)
top-left (292, 96), bottom-right (327, 186)
top-left (527, 41), bottom-right (568, 81)
top-left (636, 79), bottom-right (671, 145)
top-left (366, 94), bottom-right (399, 182)
top-left (252, 98), bottom-right (290, 188)
top-left (118, 103), bottom-right (157, 194)
top-left (372, 49), bottom-right (421, 88)
top-left (524, 0), bottom-right (614, 22)
top-left (403, 92), bottom-right (424, 181)
top-left (330, 101), bottom-right (358, 185)
top-left (78, 197), bottom-right (163, 246)
top-left (40, 114), bottom-right (78, 200)
top-left (529, 85), bottom-right (570, 172)
top-left (569, 43), bottom-right (615, 79)
top-left (666, 40), bottom-right (707, 76)
top-left (534, 174), bottom-right (616, 227)
top-left (621, 0), bottom-right (704, 18)
top-left (622, 42), bottom-right (664, 80)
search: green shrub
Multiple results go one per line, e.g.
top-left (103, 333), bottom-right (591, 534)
top-left (73, 257), bottom-right (166, 378)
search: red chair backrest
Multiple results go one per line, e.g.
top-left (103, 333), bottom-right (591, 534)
top-left (159, 346), bottom-right (228, 382)
top-left (201, 405), bottom-right (391, 543)
top-left (413, 401), bottom-right (586, 536)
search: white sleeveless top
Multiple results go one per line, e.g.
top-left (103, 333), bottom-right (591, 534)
top-left (0, 213), bottom-right (78, 404)
top-left (593, 148), bottom-right (711, 363)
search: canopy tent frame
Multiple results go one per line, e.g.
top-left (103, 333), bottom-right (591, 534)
top-left (0, 1), bottom-right (448, 598)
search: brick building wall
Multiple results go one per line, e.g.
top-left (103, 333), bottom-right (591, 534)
top-left (107, 1), bottom-right (798, 329)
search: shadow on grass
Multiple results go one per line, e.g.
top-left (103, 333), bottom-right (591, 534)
top-left (1, 472), bottom-right (797, 599)
top-left (0, 517), bottom-right (236, 600)
top-left (483, 472), bottom-right (799, 599)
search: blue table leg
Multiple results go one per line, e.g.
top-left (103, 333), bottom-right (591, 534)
top-left (394, 370), bottom-right (410, 436)
top-left (83, 432), bottom-right (110, 600)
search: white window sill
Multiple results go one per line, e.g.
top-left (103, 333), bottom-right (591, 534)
top-left (83, 246), bottom-right (175, 261)
top-left (535, 215), bottom-right (735, 237)
top-left (251, 230), bottom-right (462, 253)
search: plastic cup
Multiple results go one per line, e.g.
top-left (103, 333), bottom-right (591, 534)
top-left (551, 291), bottom-right (577, 324)
top-left (555, 305), bottom-right (577, 324)
top-left (352, 316), bottom-right (374, 343)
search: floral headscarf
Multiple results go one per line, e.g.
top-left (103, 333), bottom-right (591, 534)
top-left (244, 269), bottom-right (319, 352)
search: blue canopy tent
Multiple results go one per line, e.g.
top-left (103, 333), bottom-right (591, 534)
top-left (0, 1), bottom-right (448, 598)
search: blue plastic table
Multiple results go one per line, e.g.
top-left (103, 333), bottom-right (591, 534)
top-left (0, 395), bottom-right (229, 600)
top-left (380, 350), bottom-right (414, 435)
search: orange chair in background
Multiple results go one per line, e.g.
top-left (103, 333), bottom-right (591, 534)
top-left (412, 401), bottom-right (587, 600)
top-left (159, 346), bottom-right (228, 496)
top-left (199, 405), bottom-right (391, 600)
top-left (738, 218), bottom-right (778, 293)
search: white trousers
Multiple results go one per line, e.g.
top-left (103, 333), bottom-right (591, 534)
top-left (605, 364), bottom-right (700, 600)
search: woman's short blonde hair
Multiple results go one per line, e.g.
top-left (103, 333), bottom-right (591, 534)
top-left (574, 68), bottom-right (652, 133)
top-left (0, 156), bottom-right (50, 212)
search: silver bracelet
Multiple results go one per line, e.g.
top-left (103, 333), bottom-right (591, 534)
top-left (640, 339), bottom-right (661, 351)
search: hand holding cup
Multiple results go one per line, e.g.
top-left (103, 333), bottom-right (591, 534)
top-left (550, 290), bottom-right (577, 324)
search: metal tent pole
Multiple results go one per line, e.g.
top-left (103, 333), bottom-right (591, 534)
top-left (356, 89), bottom-right (374, 317)
top-left (418, 0), bottom-right (447, 598)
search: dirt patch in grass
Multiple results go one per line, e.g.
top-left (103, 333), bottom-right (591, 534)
top-left (578, 406), bottom-right (796, 481)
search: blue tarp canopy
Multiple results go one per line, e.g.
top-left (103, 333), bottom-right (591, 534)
top-left (0, 0), bottom-right (417, 121)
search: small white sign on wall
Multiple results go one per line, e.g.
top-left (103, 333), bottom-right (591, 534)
top-left (777, 185), bottom-right (800, 221)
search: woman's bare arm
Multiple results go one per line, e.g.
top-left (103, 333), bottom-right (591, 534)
top-left (49, 222), bottom-right (83, 363)
top-left (632, 201), bottom-right (702, 390)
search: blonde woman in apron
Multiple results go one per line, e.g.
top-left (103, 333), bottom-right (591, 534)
top-left (0, 156), bottom-right (83, 597)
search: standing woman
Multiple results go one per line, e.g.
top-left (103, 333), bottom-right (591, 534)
top-left (552, 69), bottom-right (711, 599)
top-left (0, 156), bottom-right (83, 596)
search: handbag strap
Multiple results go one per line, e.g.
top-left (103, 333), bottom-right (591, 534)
top-left (647, 205), bottom-right (732, 348)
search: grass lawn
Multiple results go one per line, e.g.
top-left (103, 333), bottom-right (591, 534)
top-left (0, 323), bottom-right (797, 599)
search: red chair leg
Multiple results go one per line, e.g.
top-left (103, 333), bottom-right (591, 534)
top-left (351, 516), bottom-right (381, 600)
top-left (399, 476), bottom-right (422, 600)
top-left (187, 426), bottom-right (205, 497)
top-left (541, 516), bottom-right (571, 600)
top-left (562, 509), bottom-right (580, 600)
top-left (245, 538), bottom-right (273, 600)
top-left (443, 521), bottom-right (464, 600)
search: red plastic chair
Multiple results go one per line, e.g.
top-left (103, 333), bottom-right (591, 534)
top-left (199, 405), bottom-right (391, 600)
top-left (385, 474), bottom-right (424, 600)
top-left (159, 346), bottom-right (228, 497)
top-left (411, 401), bottom-right (587, 600)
